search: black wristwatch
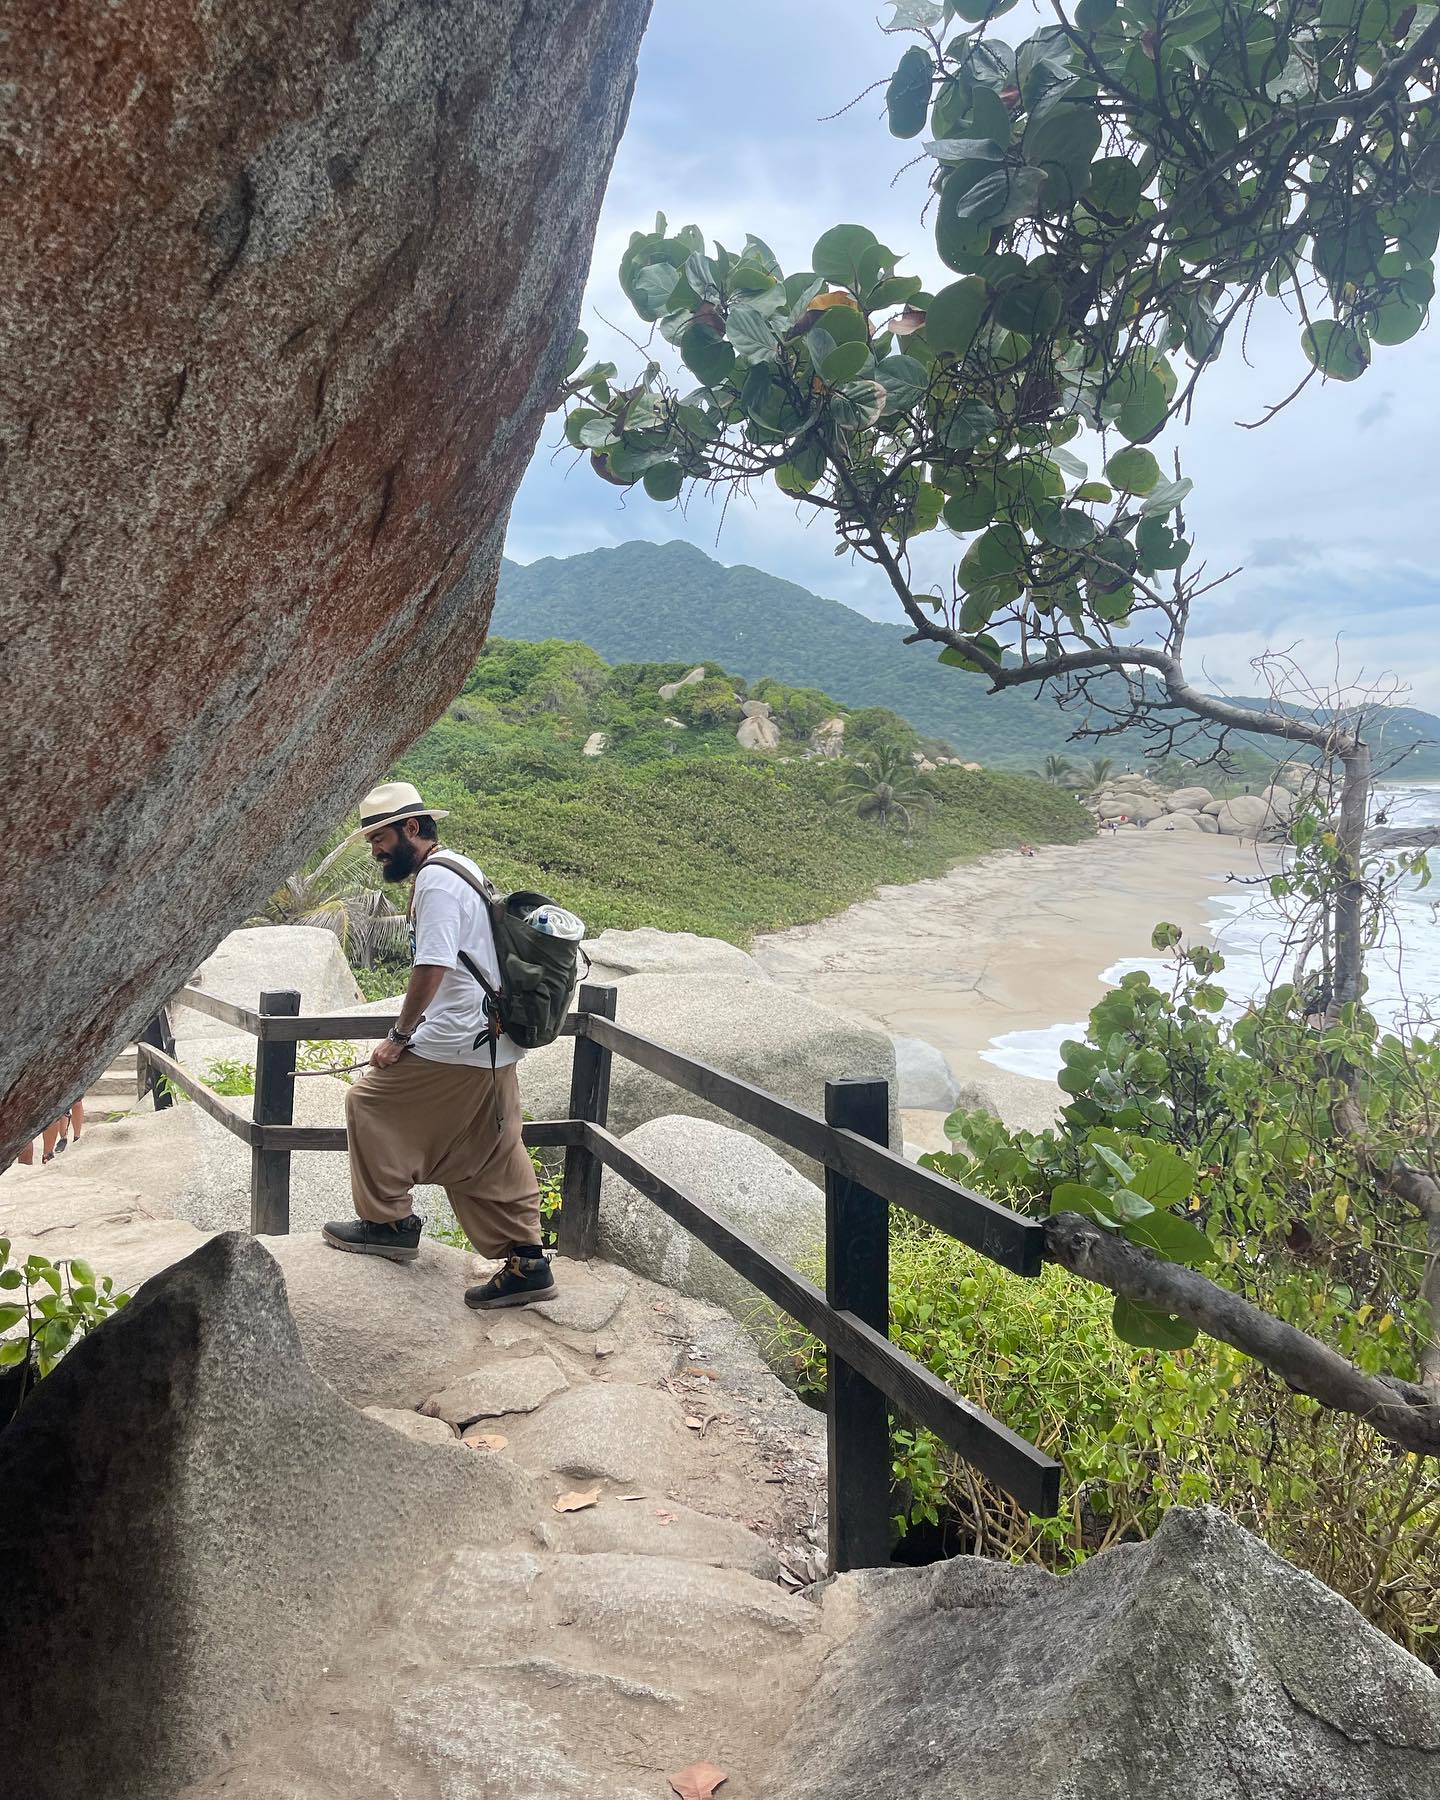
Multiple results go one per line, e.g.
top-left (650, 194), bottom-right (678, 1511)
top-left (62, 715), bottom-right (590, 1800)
top-left (387, 1025), bottom-right (414, 1046)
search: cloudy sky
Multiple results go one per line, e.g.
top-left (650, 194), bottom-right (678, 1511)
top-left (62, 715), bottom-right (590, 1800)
top-left (506, 2), bottom-right (1440, 713)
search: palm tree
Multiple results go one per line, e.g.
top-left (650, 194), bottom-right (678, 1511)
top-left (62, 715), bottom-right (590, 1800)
top-left (1086, 756), bottom-right (1115, 791)
top-left (1025, 753), bottom-right (1076, 784)
top-left (837, 745), bottom-right (936, 830)
top-left (246, 839), bottom-right (408, 970)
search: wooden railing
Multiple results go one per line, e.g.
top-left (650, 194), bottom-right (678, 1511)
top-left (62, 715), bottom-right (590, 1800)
top-left (139, 980), bottom-right (1060, 1571)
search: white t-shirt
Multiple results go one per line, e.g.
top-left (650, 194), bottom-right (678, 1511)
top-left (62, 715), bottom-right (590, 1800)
top-left (407, 850), bottom-right (522, 1068)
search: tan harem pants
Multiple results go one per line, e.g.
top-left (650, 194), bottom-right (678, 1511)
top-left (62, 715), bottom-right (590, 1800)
top-left (345, 1054), bottom-right (541, 1257)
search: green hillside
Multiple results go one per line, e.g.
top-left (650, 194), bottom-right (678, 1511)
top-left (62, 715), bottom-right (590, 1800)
top-left (392, 638), bottom-right (1088, 945)
top-left (492, 541), bottom-right (1440, 779)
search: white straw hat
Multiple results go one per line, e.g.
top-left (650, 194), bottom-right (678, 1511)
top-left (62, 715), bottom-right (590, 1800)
top-left (353, 781), bottom-right (450, 840)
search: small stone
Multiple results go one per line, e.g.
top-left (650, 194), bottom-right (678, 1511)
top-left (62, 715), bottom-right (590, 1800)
top-left (423, 1356), bottom-right (568, 1429)
top-left (361, 1406), bottom-right (461, 1447)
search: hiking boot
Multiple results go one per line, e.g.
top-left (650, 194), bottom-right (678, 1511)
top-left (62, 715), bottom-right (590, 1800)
top-left (321, 1215), bottom-right (423, 1263)
top-left (465, 1251), bottom-right (556, 1310)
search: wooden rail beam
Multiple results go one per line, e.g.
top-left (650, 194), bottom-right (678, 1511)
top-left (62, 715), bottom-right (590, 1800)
top-left (586, 1123), bottom-right (1060, 1516)
top-left (135, 1044), bottom-right (259, 1146)
top-left (577, 1013), bottom-right (1045, 1276)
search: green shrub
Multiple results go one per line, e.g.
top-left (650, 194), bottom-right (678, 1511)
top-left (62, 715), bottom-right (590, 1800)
top-left (0, 1237), bottom-right (128, 1410)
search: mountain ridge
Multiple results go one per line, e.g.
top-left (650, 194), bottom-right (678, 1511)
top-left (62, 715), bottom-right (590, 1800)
top-left (492, 540), bottom-right (1440, 776)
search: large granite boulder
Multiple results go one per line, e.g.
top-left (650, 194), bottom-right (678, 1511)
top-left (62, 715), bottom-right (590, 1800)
top-left (0, 0), bottom-right (652, 1162)
top-left (599, 1115), bottom-right (826, 1348)
top-left (772, 1506), bottom-right (1440, 1799)
top-left (172, 924), bottom-right (365, 1063)
top-left (519, 973), bottom-right (900, 1180)
top-left (582, 926), bottom-right (763, 988)
top-left (1164, 785), bottom-right (1215, 811)
top-left (0, 1233), bottom-right (535, 1796)
top-left (738, 713), bottom-right (783, 751)
top-left (1213, 794), bottom-right (1276, 838)
top-left (891, 1034), bottom-right (961, 1110)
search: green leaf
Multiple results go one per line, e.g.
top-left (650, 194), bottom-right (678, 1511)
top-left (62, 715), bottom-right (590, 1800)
top-left (1117, 373), bottom-right (1169, 442)
top-left (942, 484), bottom-right (994, 533)
top-left (1139, 477), bottom-right (1193, 517)
top-left (1301, 320), bottom-right (1370, 382)
top-left (1108, 1188), bottom-right (1156, 1224)
top-left (1050, 1182), bottom-right (1119, 1225)
top-left (1131, 1145), bottom-right (1194, 1207)
top-left (642, 462), bottom-right (684, 502)
top-left (1124, 1210), bottom-right (1215, 1269)
top-left (938, 632), bottom-right (1002, 673)
top-left (993, 277), bottom-right (1062, 337)
top-left (563, 330), bottom-right (588, 377)
top-left (725, 301), bottom-right (779, 364)
top-left (876, 353), bottom-right (930, 408)
top-left (812, 224), bottom-right (883, 293)
top-left (1092, 1143), bottom-right (1136, 1184)
top-left (821, 339), bottom-right (872, 385)
top-left (1022, 90), bottom-right (1102, 185)
top-left (1035, 504), bottom-right (1098, 548)
top-left (1369, 296), bottom-right (1426, 347)
top-left (1073, 480), bottom-right (1112, 502)
top-left (949, 165), bottom-right (1045, 227)
top-left (1084, 155), bottom-right (1142, 221)
top-left (1112, 1296), bottom-right (1198, 1351)
top-left (831, 379), bottom-right (887, 431)
top-left (1105, 446), bottom-right (1161, 494)
top-left (680, 326), bottom-right (736, 387)
top-left (940, 398), bottom-right (997, 449)
top-left (924, 278), bottom-right (987, 355)
top-left (0, 1302), bottom-right (25, 1332)
top-left (0, 1268), bottom-right (21, 1290)
top-left (887, 45), bottom-right (934, 139)
top-left (0, 1340), bottom-right (28, 1367)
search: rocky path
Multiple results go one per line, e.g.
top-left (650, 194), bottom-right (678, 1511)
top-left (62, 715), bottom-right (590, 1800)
top-left (2, 1155), bottom-right (830, 1796)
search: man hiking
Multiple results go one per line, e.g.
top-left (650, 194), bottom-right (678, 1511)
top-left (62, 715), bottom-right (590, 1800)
top-left (321, 781), bottom-right (555, 1309)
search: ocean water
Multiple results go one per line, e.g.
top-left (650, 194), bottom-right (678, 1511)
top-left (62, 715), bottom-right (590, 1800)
top-left (982, 785), bottom-right (1440, 1084)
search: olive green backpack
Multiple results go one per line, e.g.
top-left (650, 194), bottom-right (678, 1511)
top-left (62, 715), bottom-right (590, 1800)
top-left (426, 854), bottom-right (588, 1055)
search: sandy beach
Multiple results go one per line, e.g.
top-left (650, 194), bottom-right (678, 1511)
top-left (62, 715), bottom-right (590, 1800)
top-left (753, 830), bottom-right (1281, 1147)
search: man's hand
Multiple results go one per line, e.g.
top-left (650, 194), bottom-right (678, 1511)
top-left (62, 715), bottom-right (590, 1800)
top-left (370, 1036), bottom-right (406, 1069)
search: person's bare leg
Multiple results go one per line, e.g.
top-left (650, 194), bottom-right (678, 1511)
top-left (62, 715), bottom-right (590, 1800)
top-left (41, 1118), bottom-right (64, 1160)
top-left (16, 1139), bottom-right (35, 1166)
top-left (68, 1100), bottom-right (84, 1143)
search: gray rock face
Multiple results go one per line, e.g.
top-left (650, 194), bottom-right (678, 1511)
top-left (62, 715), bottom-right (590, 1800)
top-left (0, 1233), bottom-right (534, 1796)
top-left (0, 0), bottom-right (652, 1161)
top-left (1149, 810), bottom-right (1203, 831)
top-left (771, 1507), bottom-right (1440, 1800)
top-left (172, 925), bottom-right (365, 1063)
top-left (520, 973), bottom-right (900, 1179)
top-left (1164, 785), bottom-right (1214, 810)
top-left (738, 713), bottom-right (782, 750)
top-left (657, 666), bottom-right (707, 700)
top-left (599, 1116), bottom-right (825, 1338)
top-left (582, 926), bottom-right (762, 987)
top-left (890, 1034), bottom-right (961, 1111)
top-left (424, 1354), bottom-right (569, 1427)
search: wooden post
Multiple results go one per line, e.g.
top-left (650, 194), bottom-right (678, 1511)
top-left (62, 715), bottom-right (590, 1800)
top-left (251, 989), bottom-right (299, 1235)
top-left (825, 1076), bottom-right (894, 1574)
top-left (137, 1008), bottom-right (176, 1110)
top-left (556, 983), bottom-right (616, 1260)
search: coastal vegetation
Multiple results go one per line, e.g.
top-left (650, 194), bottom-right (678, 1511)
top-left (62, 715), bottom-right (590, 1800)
top-left (380, 637), bottom-right (1086, 950)
top-left (561, 0), bottom-right (1440, 1652)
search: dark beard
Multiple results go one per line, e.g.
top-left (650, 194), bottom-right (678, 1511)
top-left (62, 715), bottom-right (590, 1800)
top-left (380, 838), bottom-right (424, 883)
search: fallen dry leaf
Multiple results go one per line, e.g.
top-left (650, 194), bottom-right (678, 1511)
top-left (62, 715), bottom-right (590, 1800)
top-left (684, 1415), bottom-right (704, 1430)
top-left (684, 1365), bottom-right (719, 1381)
top-left (616, 1493), bottom-right (646, 1503)
top-left (668, 1761), bottom-right (728, 1800)
top-left (656, 1508), bottom-right (677, 1525)
top-left (553, 1486), bottom-right (601, 1514)
top-left (462, 1431), bottom-right (508, 1453)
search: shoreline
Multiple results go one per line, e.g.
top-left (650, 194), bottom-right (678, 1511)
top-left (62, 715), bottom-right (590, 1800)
top-left (753, 830), bottom-right (1281, 1146)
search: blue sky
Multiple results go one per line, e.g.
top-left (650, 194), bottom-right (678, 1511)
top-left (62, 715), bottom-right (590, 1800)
top-left (506, 2), bottom-right (1440, 713)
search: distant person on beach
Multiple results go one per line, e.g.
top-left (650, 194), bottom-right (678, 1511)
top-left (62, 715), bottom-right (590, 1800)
top-left (321, 782), bottom-right (553, 1311)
